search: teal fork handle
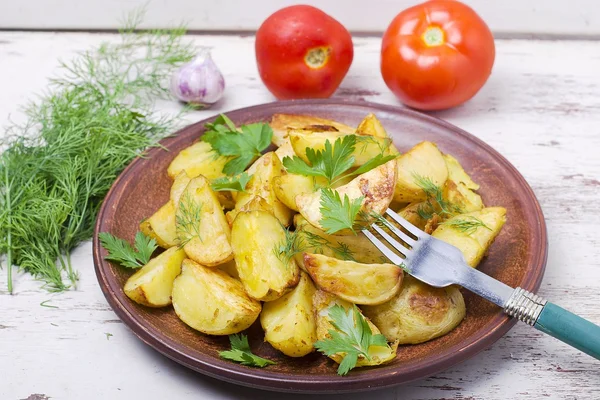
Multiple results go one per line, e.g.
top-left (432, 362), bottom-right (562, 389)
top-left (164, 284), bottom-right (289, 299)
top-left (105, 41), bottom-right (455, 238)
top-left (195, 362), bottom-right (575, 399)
top-left (534, 302), bottom-right (600, 360)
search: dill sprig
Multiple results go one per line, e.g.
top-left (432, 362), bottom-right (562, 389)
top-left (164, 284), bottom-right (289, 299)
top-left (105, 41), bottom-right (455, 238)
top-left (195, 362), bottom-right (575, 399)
top-left (0, 14), bottom-right (195, 292)
top-left (442, 216), bottom-right (491, 234)
top-left (273, 228), bottom-right (356, 265)
top-left (413, 174), bottom-right (462, 220)
top-left (175, 192), bottom-right (203, 247)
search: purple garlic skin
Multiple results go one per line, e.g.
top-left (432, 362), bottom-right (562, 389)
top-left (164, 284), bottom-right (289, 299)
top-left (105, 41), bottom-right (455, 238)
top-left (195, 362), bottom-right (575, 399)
top-left (171, 50), bottom-right (225, 106)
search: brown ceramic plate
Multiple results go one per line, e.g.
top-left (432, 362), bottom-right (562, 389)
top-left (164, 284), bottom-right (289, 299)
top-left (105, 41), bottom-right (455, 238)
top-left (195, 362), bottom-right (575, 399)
top-left (93, 100), bottom-right (547, 393)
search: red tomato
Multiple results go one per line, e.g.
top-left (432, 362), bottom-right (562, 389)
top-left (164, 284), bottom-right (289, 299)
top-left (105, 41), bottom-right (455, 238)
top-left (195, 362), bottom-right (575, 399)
top-left (255, 5), bottom-right (353, 99)
top-left (381, 1), bottom-right (495, 110)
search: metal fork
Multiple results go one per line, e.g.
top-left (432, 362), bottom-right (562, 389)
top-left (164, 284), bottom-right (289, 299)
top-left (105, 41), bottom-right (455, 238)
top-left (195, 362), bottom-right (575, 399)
top-left (363, 208), bottom-right (600, 360)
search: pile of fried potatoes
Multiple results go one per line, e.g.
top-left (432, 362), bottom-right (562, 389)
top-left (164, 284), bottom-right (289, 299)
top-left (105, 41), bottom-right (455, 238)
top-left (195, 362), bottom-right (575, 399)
top-left (123, 112), bottom-right (506, 369)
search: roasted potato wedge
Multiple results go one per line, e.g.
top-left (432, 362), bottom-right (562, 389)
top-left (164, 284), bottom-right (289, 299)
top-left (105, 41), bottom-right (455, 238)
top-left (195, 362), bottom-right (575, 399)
top-left (394, 141), bottom-right (448, 203)
top-left (293, 215), bottom-right (386, 265)
top-left (444, 154), bottom-right (479, 190)
top-left (139, 202), bottom-right (178, 248)
top-left (124, 247), bottom-right (186, 307)
top-left (396, 202), bottom-right (429, 231)
top-left (304, 253), bottom-right (403, 305)
top-left (167, 141), bottom-right (229, 180)
top-left (231, 210), bottom-right (300, 301)
top-left (226, 195), bottom-right (272, 225)
top-left (432, 207), bottom-right (507, 268)
top-left (273, 174), bottom-right (324, 212)
top-left (274, 138), bottom-right (296, 163)
top-left (217, 259), bottom-right (240, 279)
top-left (362, 275), bottom-right (466, 344)
top-left (172, 259), bottom-right (261, 335)
top-left (270, 113), bottom-right (355, 147)
top-left (229, 152), bottom-right (294, 226)
top-left (296, 159), bottom-right (397, 235)
top-left (443, 180), bottom-right (483, 213)
top-left (260, 271), bottom-right (318, 357)
top-left (356, 113), bottom-right (387, 138)
top-left (176, 175), bottom-right (233, 266)
top-left (314, 290), bottom-right (398, 367)
top-left (170, 171), bottom-right (192, 205)
top-left (290, 131), bottom-right (395, 168)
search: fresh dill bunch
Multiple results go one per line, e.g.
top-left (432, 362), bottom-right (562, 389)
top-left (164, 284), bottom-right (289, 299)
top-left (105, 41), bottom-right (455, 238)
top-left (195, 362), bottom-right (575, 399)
top-left (175, 192), bottom-right (203, 247)
top-left (442, 216), bottom-right (491, 234)
top-left (273, 227), bottom-right (356, 265)
top-left (0, 15), bottom-right (195, 292)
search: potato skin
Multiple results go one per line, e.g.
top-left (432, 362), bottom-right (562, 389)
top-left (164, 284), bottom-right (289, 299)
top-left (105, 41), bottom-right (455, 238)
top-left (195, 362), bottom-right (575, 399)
top-left (139, 202), bottom-right (178, 248)
top-left (172, 259), bottom-right (261, 335)
top-left (269, 113), bottom-right (355, 147)
top-left (260, 272), bottom-right (317, 357)
top-left (296, 159), bottom-right (397, 235)
top-left (231, 210), bottom-right (300, 302)
top-left (304, 253), bottom-right (403, 305)
top-left (443, 153), bottom-right (479, 190)
top-left (313, 290), bottom-right (398, 367)
top-left (167, 141), bottom-right (229, 180)
top-left (362, 275), bottom-right (466, 344)
top-left (124, 247), bottom-right (186, 307)
top-left (432, 207), bottom-right (506, 268)
top-left (394, 141), bottom-right (448, 203)
top-left (176, 175), bottom-right (233, 266)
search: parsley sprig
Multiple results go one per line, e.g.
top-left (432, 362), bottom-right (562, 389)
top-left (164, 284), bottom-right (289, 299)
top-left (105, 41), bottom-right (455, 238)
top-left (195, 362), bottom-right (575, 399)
top-left (314, 305), bottom-right (389, 375)
top-left (99, 231), bottom-right (158, 269)
top-left (202, 114), bottom-right (273, 176)
top-left (283, 135), bottom-right (396, 187)
top-left (319, 188), bottom-right (364, 235)
top-left (219, 334), bottom-right (276, 368)
top-left (210, 172), bottom-right (251, 192)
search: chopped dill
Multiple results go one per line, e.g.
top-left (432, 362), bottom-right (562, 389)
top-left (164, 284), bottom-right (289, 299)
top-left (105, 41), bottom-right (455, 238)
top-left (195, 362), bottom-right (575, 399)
top-left (442, 216), bottom-right (491, 234)
top-left (175, 192), bottom-right (203, 247)
top-left (273, 228), bottom-right (356, 265)
top-left (413, 174), bottom-right (462, 220)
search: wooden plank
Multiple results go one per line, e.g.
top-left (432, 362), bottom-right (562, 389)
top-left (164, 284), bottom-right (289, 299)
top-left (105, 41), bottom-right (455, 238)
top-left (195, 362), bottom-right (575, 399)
top-left (1, 0), bottom-right (600, 37)
top-left (1, 32), bottom-right (600, 399)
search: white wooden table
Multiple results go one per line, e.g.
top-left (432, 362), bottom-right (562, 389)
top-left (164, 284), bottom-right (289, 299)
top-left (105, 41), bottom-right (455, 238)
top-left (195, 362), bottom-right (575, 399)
top-left (1, 32), bottom-right (600, 400)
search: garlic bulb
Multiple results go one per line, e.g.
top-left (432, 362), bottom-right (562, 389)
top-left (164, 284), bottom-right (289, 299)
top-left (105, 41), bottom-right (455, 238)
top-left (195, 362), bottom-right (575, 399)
top-left (170, 50), bottom-right (225, 106)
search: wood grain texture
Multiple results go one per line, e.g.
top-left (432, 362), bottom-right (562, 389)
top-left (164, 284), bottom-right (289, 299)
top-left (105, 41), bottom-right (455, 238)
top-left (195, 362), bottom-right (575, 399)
top-left (1, 33), bottom-right (600, 399)
top-left (1, 0), bottom-right (600, 37)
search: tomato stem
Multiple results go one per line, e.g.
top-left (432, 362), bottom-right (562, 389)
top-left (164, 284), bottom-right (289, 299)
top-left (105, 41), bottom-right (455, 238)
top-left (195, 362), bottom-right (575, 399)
top-left (305, 47), bottom-right (331, 69)
top-left (422, 27), bottom-right (445, 47)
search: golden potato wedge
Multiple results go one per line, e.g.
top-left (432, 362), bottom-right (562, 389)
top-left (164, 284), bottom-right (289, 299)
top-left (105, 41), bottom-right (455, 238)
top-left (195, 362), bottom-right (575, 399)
top-left (269, 113), bottom-right (355, 147)
top-left (176, 175), bottom-right (233, 266)
top-left (139, 202), bottom-right (178, 248)
top-left (394, 141), bottom-right (448, 203)
top-left (296, 159), bottom-right (397, 235)
top-left (362, 275), bottom-right (466, 344)
top-left (260, 271), bottom-right (318, 357)
top-left (124, 247), bottom-right (186, 307)
top-left (444, 154), bottom-right (479, 190)
top-left (172, 259), bottom-right (261, 335)
top-left (313, 290), bottom-right (398, 368)
top-left (293, 215), bottom-right (386, 265)
top-left (231, 210), bottom-right (300, 301)
top-left (226, 195), bottom-right (272, 225)
top-left (170, 171), bottom-right (192, 206)
top-left (217, 259), bottom-right (240, 279)
top-left (167, 141), bottom-right (229, 180)
top-left (273, 174), bottom-right (324, 212)
top-left (432, 207), bottom-right (507, 268)
top-left (274, 138), bottom-right (296, 164)
top-left (396, 202), bottom-right (429, 231)
top-left (230, 152), bottom-right (294, 226)
top-left (356, 113), bottom-right (387, 138)
top-left (443, 180), bottom-right (483, 213)
top-left (290, 131), bottom-right (394, 168)
top-left (304, 253), bottom-right (403, 305)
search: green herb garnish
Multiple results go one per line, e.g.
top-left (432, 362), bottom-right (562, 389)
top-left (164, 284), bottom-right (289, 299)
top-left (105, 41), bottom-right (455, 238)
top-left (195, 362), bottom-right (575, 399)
top-left (175, 192), bottom-right (203, 246)
top-left (442, 215), bottom-right (491, 234)
top-left (413, 174), bottom-right (462, 220)
top-left (273, 228), bottom-right (356, 265)
top-left (202, 115), bottom-right (273, 176)
top-left (210, 172), bottom-right (251, 192)
top-left (319, 188), bottom-right (364, 235)
top-left (99, 231), bottom-right (158, 269)
top-left (283, 135), bottom-right (396, 187)
top-left (314, 305), bottom-right (390, 376)
top-left (219, 334), bottom-right (276, 368)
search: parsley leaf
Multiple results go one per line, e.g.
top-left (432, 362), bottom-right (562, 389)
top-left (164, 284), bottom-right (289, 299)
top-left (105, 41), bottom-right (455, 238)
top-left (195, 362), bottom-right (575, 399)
top-left (319, 188), bottom-right (364, 235)
top-left (314, 305), bottom-right (389, 375)
top-left (202, 115), bottom-right (273, 175)
top-left (219, 334), bottom-right (276, 368)
top-left (99, 231), bottom-right (158, 269)
top-left (210, 172), bottom-right (251, 192)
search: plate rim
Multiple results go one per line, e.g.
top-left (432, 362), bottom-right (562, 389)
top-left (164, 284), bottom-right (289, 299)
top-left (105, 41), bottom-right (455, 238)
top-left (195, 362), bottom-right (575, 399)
top-left (93, 99), bottom-right (548, 393)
